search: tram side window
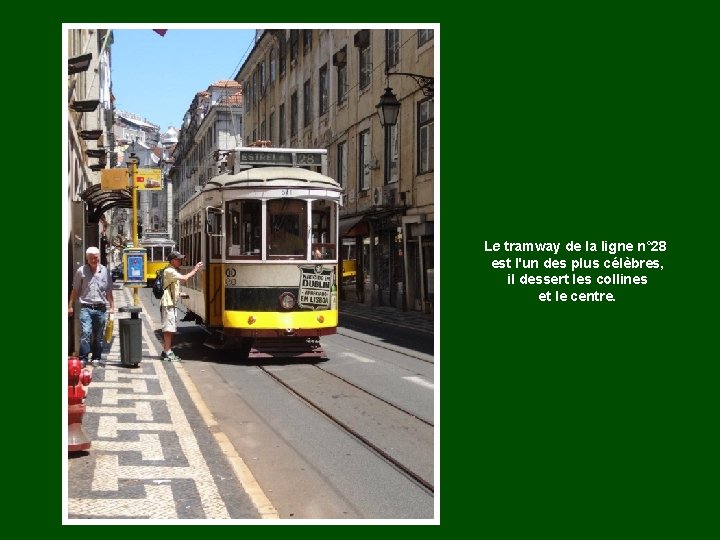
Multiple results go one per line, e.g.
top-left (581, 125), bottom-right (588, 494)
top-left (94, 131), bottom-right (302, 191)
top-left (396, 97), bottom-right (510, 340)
top-left (267, 199), bottom-right (306, 257)
top-left (181, 220), bottom-right (190, 264)
top-left (227, 200), bottom-right (261, 258)
top-left (207, 209), bottom-right (223, 259)
top-left (311, 202), bottom-right (335, 260)
top-left (194, 213), bottom-right (202, 265)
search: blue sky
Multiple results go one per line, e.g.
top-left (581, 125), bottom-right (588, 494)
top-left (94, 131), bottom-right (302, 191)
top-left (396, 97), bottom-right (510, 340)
top-left (111, 28), bottom-right (256, 133)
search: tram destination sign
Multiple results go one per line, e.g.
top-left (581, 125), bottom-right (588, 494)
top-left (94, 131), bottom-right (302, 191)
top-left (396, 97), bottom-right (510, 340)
top-left (237, 150), bottom-right (323, 167)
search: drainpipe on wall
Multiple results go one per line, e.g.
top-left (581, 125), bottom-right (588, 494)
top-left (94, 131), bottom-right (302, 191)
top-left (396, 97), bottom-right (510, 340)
top-left (368, 221), bottom-right (376, 307)
top-left (402, 214), bottom-right (425, 311)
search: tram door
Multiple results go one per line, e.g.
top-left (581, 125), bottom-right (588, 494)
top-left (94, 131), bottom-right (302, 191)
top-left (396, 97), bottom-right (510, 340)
top-left (206, 207), bottom-right (224, 327)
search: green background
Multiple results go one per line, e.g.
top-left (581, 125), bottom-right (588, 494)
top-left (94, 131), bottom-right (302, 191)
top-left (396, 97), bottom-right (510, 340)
top-left (16, 5), bottom-right (716, 536)
top-left (454, 6), bottom-right (717, 538)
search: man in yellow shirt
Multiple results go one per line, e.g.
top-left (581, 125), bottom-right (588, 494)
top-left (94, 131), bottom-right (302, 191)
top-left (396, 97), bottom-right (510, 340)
top-left (160, 251), bottom-right (203, 361)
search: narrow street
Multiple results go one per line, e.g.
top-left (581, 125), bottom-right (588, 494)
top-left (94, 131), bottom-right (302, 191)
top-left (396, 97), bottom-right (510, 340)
top-left (68, 283), bottom-right (436, 520)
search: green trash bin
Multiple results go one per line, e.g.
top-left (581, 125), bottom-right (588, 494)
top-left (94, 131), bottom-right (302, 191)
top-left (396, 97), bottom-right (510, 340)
top-left (119, 306), bottom-right (143, 366)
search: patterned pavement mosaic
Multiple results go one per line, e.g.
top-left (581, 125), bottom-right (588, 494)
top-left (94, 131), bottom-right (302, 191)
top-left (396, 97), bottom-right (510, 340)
top-left (66, 286), bottom-right (263, 521)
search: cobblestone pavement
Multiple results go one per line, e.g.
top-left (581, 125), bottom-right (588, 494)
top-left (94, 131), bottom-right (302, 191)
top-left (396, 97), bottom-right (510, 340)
top-left (66, 285), bottom-right (270, 521)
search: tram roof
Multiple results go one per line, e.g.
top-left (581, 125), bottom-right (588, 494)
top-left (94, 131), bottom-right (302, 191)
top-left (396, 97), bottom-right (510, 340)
top-left (205, 166), bottom-right (340, 190)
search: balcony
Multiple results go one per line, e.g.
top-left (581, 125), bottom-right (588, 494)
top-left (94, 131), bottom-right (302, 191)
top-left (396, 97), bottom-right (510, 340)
top-left (70, 100), bottom-right (100, 113)
top-left (68, 53), bottom-right (92, 75)
top-left (85, 148), bottom-right (106, 159)
top-left (80, 130), bottom-right (103, 140)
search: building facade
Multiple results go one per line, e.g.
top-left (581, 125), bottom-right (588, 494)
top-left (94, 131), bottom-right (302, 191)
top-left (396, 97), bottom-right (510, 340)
top-left (67, 28), bottom-right (119, 353)
top-left (113, 110), bottom-right (161, 165)
top-left (68, 29), bottom-right (117, 265)
top-left (236, 29), bottom-right (435, 313)
top-left (160, 128), bottom-right (178, 239)
top-left (168, 80), bottom-right (244, 239)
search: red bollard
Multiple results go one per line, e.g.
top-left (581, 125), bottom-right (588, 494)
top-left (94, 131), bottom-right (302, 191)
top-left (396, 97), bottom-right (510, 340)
top-left (68, 356), bottom-right (93, 452)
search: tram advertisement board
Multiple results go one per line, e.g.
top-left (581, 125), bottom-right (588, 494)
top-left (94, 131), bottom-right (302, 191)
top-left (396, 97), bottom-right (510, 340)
top-left (135, 168), bottom-right (163, 190)
top-left (298, 265), bottom-right (333, 309)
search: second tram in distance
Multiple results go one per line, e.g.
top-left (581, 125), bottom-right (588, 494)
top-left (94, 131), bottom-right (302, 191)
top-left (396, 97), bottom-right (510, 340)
top-left (139, 232), bottom-right (176, 286)
top-left (177, 147), bottom-right (342, 358)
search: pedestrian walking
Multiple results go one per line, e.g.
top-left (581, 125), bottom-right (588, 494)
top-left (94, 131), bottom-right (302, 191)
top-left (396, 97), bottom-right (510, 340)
top-left (68, 246), bottom-right (115, 366)
top-left (160, 251), bottom-right (203, 361)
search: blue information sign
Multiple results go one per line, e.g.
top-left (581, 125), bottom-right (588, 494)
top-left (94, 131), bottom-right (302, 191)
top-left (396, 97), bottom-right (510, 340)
top-left (123, 248), bottom-right (146, 286)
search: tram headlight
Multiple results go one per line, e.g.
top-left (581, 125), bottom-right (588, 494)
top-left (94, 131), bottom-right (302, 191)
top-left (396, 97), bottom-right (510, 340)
top-left (278, 292), bottom-right (296, 311)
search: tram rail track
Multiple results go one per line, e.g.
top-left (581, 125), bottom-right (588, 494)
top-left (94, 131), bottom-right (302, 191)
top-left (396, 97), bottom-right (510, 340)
top-left (313, 364), bottom-right (433, 427)
top-left (257, 364), bottom-right (434, 495)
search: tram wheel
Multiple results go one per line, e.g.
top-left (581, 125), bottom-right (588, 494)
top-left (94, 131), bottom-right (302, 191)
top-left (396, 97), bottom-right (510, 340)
top-left (238, 338), bottom-right (253, 362)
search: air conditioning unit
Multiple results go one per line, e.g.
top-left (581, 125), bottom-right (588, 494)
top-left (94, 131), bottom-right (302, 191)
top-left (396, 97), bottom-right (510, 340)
top-left (382, 185), bottom-right (398, 206)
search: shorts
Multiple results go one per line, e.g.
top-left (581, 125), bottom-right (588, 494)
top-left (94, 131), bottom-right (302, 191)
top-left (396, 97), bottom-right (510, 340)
top-left (161, 306), bottom-right (177, 333)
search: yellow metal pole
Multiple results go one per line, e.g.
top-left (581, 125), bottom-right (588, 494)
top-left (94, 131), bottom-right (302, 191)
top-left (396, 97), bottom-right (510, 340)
top-left (130, 156), bottom-right (140, 306)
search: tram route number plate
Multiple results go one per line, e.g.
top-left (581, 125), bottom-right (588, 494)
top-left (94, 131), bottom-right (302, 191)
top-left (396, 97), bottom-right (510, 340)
top-left (238, 151), bottom-right (322, 167)
top-left (225, 266), bottom-right (238, 286)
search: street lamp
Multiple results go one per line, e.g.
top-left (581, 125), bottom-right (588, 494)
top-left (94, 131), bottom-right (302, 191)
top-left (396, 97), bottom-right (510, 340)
top-left (374, 71), bottom-right (433, 311)
top-left (377, 88), bottom-right (402, 187)
top-left (376, 87), bottom-right (401, 128)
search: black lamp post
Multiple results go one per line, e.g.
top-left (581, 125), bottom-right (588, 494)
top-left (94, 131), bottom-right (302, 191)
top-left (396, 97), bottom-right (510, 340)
top-left (373, 74), bottom-right (432, 311)
top-left (376, 87), bottom-right (401, 186)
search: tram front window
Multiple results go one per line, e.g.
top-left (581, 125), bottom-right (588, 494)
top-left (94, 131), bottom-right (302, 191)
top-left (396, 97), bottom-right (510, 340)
top-left (267, 199), bottom-right (306, 257)
top-left (311, 203), bottom-right (336, 260)
top-left (227, 200), bottom-right (261, 257)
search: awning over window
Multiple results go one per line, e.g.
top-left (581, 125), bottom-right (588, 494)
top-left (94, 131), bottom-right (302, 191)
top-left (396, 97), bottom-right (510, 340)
top-left (339, 215), bottom-right (367, 237)
top-left (80, 183), bottom-right (132, 222)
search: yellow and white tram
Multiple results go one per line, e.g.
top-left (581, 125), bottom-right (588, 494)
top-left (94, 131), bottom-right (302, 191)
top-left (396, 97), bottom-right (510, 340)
top-left (177, 147), bottom-right (341, 358)
top-left (139, 233), bottom-right (176, 286)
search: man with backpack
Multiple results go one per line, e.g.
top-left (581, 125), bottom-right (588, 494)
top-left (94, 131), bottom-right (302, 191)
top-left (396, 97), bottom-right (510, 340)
top-left (160, 251), bottom-right (203, 361)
